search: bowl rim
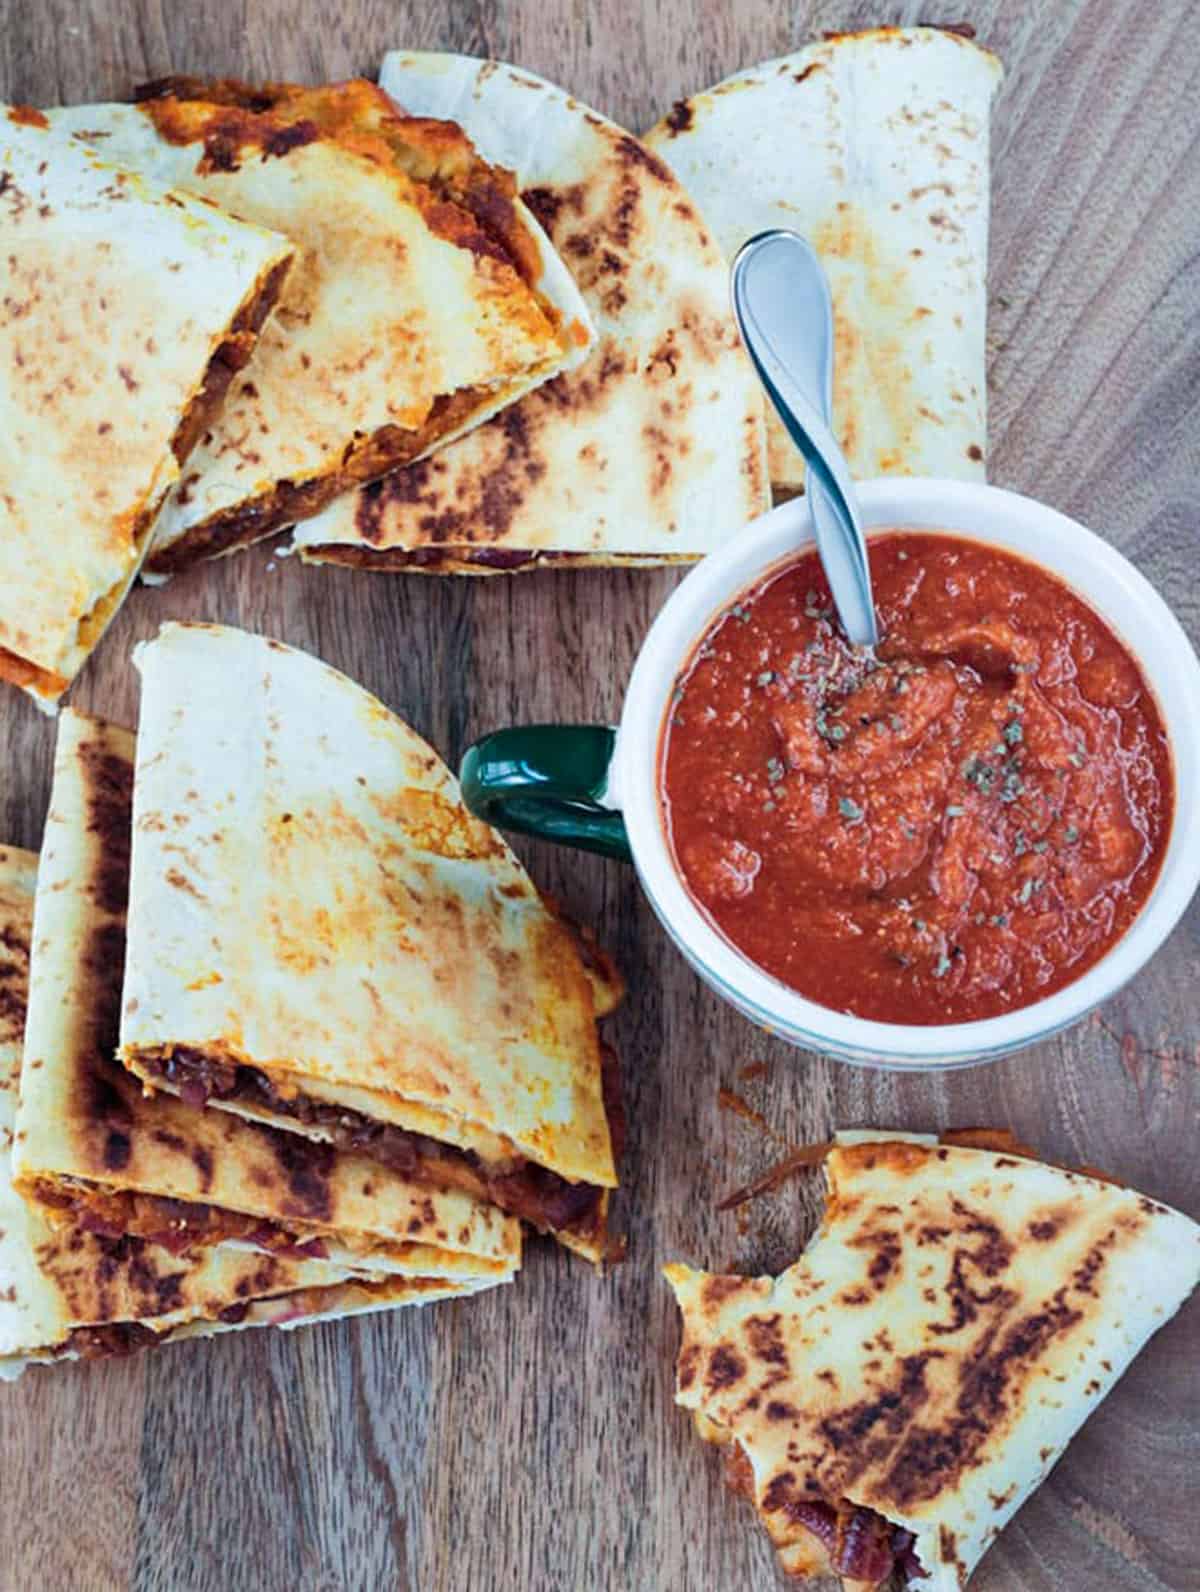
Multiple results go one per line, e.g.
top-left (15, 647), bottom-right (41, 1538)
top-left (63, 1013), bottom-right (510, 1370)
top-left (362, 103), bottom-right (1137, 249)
top-left (613, 477), bottom-right (1200, 1066)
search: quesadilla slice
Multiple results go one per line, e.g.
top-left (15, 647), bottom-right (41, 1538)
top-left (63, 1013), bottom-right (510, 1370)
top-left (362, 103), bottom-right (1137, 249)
top-left (0, 109), bottom-right (293, 705)
top-left (666, 1131), bottom-right (1200, 1589)
top-left (11, 710), bottom-right (522, 1290)
top-left (289, 52), bottom-right (768, 571)
top-left (48, 78), bottom-right (592, 575)
top-left (644, 26), bottom-right (1003, 494)
top-left (117, 623), bottom-right (623, 1261)
top-left (0, 843), bottom-right (493, 1379)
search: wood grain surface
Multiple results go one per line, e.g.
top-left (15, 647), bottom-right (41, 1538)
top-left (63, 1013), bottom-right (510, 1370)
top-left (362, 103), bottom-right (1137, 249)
top-left (1, 2), bottom-right (1197, 1589)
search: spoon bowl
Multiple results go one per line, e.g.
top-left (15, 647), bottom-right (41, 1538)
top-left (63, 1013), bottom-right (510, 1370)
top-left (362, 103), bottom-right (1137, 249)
top-left (731, 229), bottom-right (880, 648)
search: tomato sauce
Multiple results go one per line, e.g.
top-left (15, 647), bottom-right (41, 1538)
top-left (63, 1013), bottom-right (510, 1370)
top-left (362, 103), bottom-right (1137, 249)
top-left (660, 532), bottom-right (1173, 1025)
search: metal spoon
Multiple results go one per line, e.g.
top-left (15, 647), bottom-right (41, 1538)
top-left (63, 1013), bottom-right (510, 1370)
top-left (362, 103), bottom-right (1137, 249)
top-left (731, 229), bottom-right (879, 649)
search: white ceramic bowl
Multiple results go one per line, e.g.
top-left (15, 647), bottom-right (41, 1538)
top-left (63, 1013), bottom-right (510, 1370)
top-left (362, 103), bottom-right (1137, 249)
top-left (609, 478), bottom-right (1200, 1068)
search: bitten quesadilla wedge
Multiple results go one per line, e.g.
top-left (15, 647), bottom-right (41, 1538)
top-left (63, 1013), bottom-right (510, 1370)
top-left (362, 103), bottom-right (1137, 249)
top-left (666, 1132), bottom-right (1200, 1590)
top-left (289, 52), bottom-right (767, 571)
top-left (645, 27), bottom-right (1002, 494)
top-left (0, 846), bottom-right (488, 1380)
top-left (0, 109), bottom-right (293, 705)
top-left (117, 624), bottom-right (624, 1262)
top-left (11, 711), bottom-right (522, 1290)
top-left (49, 78), bottom-right (592, 575)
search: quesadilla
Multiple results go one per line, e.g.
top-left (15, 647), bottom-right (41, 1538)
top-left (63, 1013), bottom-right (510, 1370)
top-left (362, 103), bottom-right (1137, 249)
top-left (116, 623), bottom-right (623, 1261)
top-left (666, 1131), bottom-right (1200, 1589)
top-left (49, 78), bottom-right (593, 575)
top-left (11, 709), bottom-right (522, 1290)
top-left (288, 52), bottom-right (768, 571)
top-left (644, 27), bottom-right (1003, 494)
top-left (0, 109), bottom-right (293, 705)
top-left (0, 844), bottom-right (489, 1379)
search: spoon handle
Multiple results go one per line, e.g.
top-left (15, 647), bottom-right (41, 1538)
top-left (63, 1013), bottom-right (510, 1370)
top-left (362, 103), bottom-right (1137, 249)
top-left (732, 230), bottom-right (879, 648)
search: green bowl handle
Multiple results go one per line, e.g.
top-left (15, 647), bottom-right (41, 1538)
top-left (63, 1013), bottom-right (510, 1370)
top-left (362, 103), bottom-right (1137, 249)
top-left (459, 725), bottom-right (632, 862)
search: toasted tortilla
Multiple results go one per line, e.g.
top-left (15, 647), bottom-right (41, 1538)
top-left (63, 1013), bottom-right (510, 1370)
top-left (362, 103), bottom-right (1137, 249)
top-left (644, 27), bottom-right (1003, 494)
top-left (116, 623), bottom-right (621, 1260)
top-left (11, 711), bottom-right (522, 1288)
top-left (0, 844), bottom-right (491, 1379)
top-left (666, 1132), bottom-right (1200, 1590)
top-left (48, 78), bottom-right (592, 575)
top-left (288, 52), bottom-right (767, 571)
top-left (0, 109), bottom-right (293, 704)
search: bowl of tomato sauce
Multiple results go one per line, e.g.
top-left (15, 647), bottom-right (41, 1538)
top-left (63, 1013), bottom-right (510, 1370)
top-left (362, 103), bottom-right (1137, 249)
top-left (461, 478), bottom-right (1200, 1067)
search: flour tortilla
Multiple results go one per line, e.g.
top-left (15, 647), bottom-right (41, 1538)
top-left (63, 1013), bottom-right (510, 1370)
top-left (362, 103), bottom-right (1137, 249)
top-left (288, 52), bottom-right (768, 571)
top-left (116, 623), bottom-right (621, 1261)
top-left (0, 845), bottom-right (490, 1380)
top-left (645, 27), bottom-right (1003, 494)
top-left (667, 1131), bottom-right (1200, 1589)
top-left (0, 109), bottom-right (293, 704)
top-left (48, 78), bottom-right (592, 574)
top-left (11, 711), bottom-right (522, 1288)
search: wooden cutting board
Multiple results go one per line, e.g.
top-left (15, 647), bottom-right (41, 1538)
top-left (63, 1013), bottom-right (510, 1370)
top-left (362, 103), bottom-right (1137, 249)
top-left (0, 3), bottom-right (1196, 1588)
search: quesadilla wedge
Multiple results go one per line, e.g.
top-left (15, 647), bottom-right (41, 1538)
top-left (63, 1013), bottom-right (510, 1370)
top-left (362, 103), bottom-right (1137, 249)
top-left (49, 78), bottom-right (593, 575)
top-left (667, 1131), bottom-right (1200, 1590)
top-left (11, 710), bottom-right (522, 1289)
top-left (117, 623), bottom-right (623, 1261)
top-left (0, 109), bottom-right (293, 705)
top-left (288, 52), bottom-right (767, 571)
top-left (0, 844), bottom-right (493, 1380)
top-left (644, 27), bottom-right (1002, 494)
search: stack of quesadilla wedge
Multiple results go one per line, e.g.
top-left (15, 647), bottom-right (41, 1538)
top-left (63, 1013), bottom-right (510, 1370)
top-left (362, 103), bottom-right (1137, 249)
top-left (0, 844), bottom-right (491, 1380)
top-left (112, 624), bottom-right (623, 1261)
top-left (10, 711), bottom-right (522, 1303)
top-left (644, 27), bottom-right (1003, 495)
top-left (0, 110), bottom-right (294, 706)
top-left (666, 1130), bottom-right (1200, 1590)
top-left (48, 78), bottom-right (593, 575)
top-left (288, 53), bottom-right (768, 570)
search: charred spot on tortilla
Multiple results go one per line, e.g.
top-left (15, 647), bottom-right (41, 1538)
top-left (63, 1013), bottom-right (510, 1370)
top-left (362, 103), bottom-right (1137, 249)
top-left (743, 1314), bottom-right (789, 1368)
top-left (0, 981), bottom-right (25, 1041)
top-left (0, 908), bottom-right (30, 1045)
top-left (663, 100), bottom-right (694, 135)
top-left (706, 1344), bottom-right (747, 1391)
top-left (102, 1130), bottom-right (132, 1172)
top-left (78, 739), bottom-right (133, 914)
top-left (764, 1399), bottom-right (798, 1422)
top-left (191, 1144), bottom-right (214, 1193)
top-left (84, 1064), bottom-right (132, 1136)
top-left (678, 1343), bottom-right (701, 1391)
top-left (267, 1129), bottom-right (335, 1222)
